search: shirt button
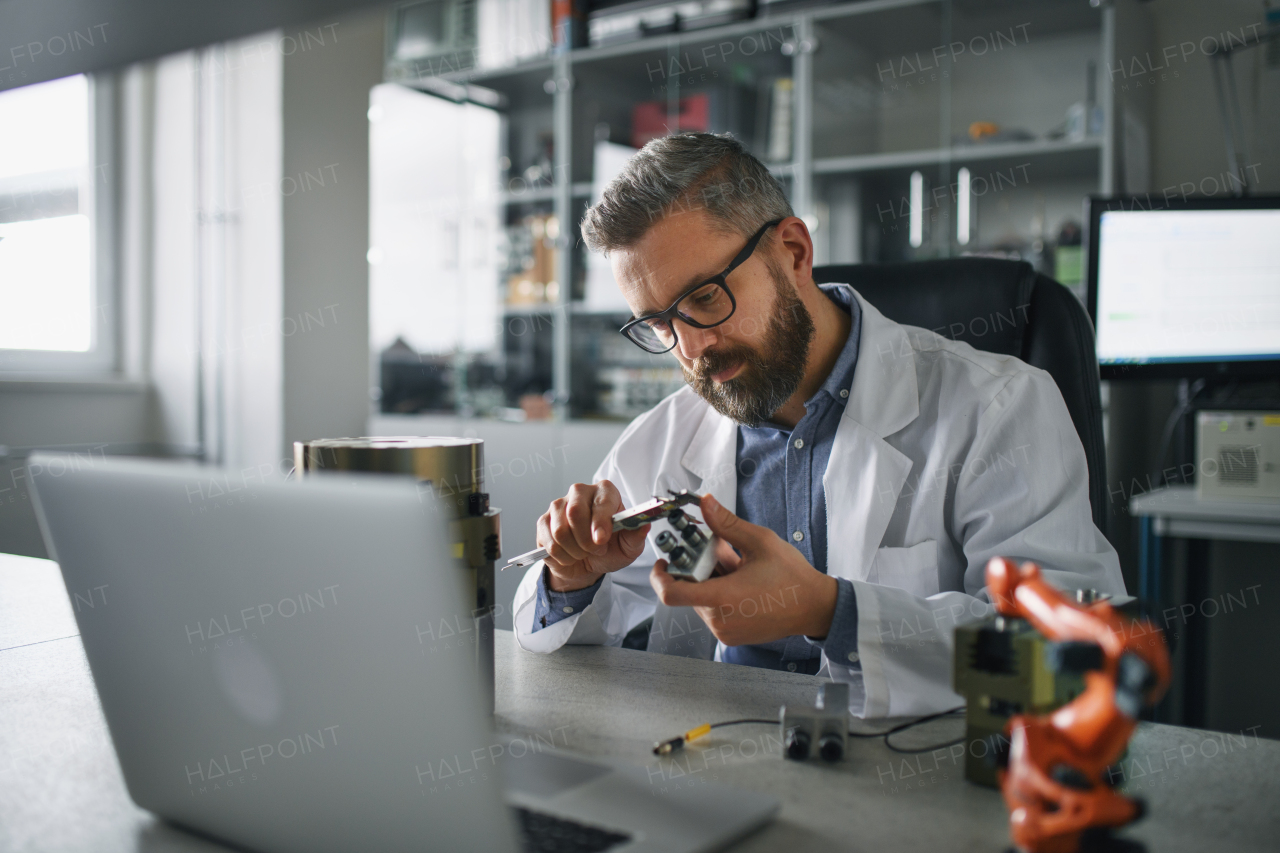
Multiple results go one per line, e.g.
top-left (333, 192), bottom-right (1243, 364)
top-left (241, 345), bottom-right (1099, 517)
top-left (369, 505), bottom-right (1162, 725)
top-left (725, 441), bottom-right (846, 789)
top-left (562, 606), bottom-right (574, 614)
top-left (793, 438), bottom-right (804, 449)
top-left (786, 662), bottom-right (797, 672)
top-left (847, 652), bottom-right (860, 663)
top-left (839, 389), bottom-right (849, 398)
top-left (792, 530), bottom-right (804, 542)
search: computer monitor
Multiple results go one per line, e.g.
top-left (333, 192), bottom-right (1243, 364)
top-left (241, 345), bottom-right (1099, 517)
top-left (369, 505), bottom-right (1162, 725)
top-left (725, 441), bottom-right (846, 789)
top-left (1085, 195), bottom-right (1280, 380)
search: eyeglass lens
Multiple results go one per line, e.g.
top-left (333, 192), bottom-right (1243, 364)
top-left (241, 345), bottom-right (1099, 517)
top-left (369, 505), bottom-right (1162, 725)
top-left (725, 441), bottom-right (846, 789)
top-left (627, 281), bottom-right (735, 353)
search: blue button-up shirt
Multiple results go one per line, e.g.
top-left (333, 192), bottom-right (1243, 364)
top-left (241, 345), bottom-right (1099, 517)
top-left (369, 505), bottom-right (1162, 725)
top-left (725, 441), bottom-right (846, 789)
top-left (534, 284), bottom-right (863, 675)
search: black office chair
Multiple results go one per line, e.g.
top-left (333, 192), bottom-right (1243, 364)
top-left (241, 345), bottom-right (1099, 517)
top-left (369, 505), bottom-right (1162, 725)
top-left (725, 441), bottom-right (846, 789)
top-left (812, 258), bottom-right (1107, 533)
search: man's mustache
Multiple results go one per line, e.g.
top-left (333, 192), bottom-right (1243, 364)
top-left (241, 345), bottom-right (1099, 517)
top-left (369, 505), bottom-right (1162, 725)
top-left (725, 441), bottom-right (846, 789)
top-left (691, 346), bottom-right (755, 381)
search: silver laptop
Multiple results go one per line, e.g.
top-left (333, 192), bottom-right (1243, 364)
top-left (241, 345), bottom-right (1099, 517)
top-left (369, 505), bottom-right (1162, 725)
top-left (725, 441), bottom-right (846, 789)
top-left (28, 453), bottom-right (778, 853)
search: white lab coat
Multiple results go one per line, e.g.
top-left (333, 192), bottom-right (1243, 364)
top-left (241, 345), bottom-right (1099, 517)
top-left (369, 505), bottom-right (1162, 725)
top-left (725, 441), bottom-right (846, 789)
top-left (514, 288), bottom-right (1124, 718)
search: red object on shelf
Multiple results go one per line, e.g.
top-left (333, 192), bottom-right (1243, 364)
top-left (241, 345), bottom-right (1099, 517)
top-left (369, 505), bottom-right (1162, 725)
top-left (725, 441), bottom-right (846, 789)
top-left (631, 94), bottom-right (710, 149)
top-left (552, 0), bottom-right (588, 52)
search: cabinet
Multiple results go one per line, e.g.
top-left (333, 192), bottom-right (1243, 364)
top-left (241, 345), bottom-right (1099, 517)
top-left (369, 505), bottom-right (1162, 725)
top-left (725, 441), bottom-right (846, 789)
top-left (375, 0), bottom-right (1147, 422)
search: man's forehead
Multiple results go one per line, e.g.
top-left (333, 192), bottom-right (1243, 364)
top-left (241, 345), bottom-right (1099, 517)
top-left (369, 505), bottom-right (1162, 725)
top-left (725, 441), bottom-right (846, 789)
top-left (611, 213), bottom-right (737, 313)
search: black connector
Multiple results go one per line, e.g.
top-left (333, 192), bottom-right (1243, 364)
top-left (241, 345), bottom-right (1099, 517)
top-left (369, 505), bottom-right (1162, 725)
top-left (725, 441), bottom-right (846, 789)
top-left (681, 525), bottom-right (707, 548)
top-left (1046, 640), bottom-right (1105, 674)
top-left (1050, 763), bottom-right (1094, 791)
top-left (785, 728), bottom-right (811, 761)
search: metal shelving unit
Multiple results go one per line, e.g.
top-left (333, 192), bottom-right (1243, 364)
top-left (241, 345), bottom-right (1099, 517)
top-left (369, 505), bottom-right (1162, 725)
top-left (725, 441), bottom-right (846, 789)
top-left (380, 0), bottom-right (1144, 421)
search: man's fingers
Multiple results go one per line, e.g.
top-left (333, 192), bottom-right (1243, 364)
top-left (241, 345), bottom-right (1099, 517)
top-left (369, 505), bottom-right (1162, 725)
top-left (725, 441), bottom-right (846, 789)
top-left (545, 502), bottom-right (587, 563)
top-left (591, 480), bottom-right (622, 546)
top-left (699, 494), bottom-right (766, 553)
top-left (650, 562), bottom-right (724, 608)
top-left (712, 537), bottom-right (742, 574)
top-left (615, 525), bottom-right (650, 561)
top-left (564, 485), bottom-right (602, 555)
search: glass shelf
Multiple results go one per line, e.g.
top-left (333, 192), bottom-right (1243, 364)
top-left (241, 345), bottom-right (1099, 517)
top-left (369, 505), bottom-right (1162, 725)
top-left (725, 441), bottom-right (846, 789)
top-left (814, 137), bottom-right (1103, 176)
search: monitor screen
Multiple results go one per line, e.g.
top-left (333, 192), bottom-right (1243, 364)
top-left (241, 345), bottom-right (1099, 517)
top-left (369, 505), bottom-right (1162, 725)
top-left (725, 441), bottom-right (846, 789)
top-left (1090, 201), bottom-right (1280, 378)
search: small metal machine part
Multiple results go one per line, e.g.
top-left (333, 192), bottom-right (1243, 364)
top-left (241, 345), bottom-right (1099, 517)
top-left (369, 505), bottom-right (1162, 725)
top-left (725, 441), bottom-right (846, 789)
top-left (294, 437), bottom-right (500, 713)
top-left (780, 683), bottom-right (849, 763)
top-left (652, 508), bottom-right (717, 582)
top-left (502, 490), bottom-right (715, 581)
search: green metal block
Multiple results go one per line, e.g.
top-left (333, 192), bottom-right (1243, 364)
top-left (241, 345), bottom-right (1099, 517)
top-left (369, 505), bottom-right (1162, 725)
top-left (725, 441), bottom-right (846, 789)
top-left (952, 615), bottom-right (1085, 788)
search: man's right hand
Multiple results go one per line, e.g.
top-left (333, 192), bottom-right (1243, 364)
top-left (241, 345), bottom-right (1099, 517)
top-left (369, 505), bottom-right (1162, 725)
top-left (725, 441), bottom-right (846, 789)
top-left (536, 479), bottom-right (650, 593)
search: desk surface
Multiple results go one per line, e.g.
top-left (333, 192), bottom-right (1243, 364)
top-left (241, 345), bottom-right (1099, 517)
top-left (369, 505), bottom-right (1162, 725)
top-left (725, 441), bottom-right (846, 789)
top-left (3, 553), bottom-right (1279, 853)
top-left (1130, 485), bottom-right (1280, 523)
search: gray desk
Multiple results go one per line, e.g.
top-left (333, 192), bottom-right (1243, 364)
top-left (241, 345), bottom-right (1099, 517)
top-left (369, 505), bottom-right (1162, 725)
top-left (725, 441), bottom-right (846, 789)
top-left (3, 553), bottom-right (1278, 853)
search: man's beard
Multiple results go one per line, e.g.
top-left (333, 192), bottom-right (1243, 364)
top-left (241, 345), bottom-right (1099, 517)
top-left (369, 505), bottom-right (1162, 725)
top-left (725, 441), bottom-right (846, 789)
top-left (683, 265), bottom-right (815, 427)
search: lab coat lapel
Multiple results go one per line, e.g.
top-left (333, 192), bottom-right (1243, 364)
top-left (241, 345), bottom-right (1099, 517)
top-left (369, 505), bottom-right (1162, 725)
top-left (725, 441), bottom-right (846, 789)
top-left (824, 292), bottom-right (920, 583)
top-left (648, 402), bottom-right (736, 662)
top-left (680, 402), bottom-right (738, 514)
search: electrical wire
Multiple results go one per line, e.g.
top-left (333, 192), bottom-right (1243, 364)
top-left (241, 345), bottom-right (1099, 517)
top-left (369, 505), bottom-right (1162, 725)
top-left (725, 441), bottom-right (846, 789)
top-left (652, 707), bottom-right (967, 756)
top-left (710, 718), bottom-right (777, 729)
top-left (861, 706), bottom-right (966, 754)
top-left (1151, 378), bottom-right (1206, 487)
top-left (652, 718), bottom-right (776, 755)
top-left (885, 731), bottom-right (967, 754)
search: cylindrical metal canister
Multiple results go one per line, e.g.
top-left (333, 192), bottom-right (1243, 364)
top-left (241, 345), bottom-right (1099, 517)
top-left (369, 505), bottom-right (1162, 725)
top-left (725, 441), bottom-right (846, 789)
top-left (293, 436), bottom-right (500, 712)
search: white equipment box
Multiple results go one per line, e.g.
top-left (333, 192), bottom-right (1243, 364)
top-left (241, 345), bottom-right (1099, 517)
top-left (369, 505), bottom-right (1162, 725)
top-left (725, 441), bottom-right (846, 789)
top-left (1196, 411), bottom-right (1280, 501)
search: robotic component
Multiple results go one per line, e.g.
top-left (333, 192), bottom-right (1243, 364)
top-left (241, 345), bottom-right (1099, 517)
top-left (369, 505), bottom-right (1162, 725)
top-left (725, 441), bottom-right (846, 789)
top-left (654, 508), bottom-right (717, 582)
top-left (952, 614), bottom-right (1088, 789)
top-left (984, 558), bottom-right (1170, 853)
top-left (780, 683), bottom-right (849, 763)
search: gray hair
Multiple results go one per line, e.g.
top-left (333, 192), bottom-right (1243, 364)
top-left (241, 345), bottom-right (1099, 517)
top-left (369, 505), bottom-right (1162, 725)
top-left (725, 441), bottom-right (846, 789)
top-left (580, 132), bottom-right (793, 255)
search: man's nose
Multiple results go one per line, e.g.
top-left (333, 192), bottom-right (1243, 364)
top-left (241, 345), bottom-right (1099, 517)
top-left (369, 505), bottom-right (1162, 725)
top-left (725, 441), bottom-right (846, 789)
top-left (675, 320), bottom-right (719, 361)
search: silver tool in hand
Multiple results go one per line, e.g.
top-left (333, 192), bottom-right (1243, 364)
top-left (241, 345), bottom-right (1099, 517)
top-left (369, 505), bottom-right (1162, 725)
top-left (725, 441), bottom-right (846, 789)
top-left (502, 490), bottom-right (706, 572)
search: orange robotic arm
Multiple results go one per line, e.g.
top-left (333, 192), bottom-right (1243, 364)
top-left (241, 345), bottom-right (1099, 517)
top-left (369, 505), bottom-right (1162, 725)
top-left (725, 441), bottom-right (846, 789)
top-left (986, 557), bottom-right (1170, 853)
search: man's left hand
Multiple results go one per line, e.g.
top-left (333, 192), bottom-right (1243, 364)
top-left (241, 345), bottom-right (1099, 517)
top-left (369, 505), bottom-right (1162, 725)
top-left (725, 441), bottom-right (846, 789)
top-left (649, 494), bottom-right (838, 646)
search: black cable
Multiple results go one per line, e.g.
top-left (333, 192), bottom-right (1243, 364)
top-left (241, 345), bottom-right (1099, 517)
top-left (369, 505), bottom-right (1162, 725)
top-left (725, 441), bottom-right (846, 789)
top-left (654, 707), bottom-right (968, 756)
top-left (652, 717), bottom-right (776, 754)
top-left (885, 735), bottom-right (966, 754)
top-left (1151, 378), bottom-right (1205, 487)
top-left (851, 706), bottom-right (967, 754)
top-left (708, 718), bottom-right (776, 729)
top-left (847, 705), bottom-right (966, 738)
top-left (709, 706), bottom-right (967, 740)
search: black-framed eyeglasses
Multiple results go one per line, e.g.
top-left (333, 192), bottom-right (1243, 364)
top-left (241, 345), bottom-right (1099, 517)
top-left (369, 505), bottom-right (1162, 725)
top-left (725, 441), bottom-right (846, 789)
top-left (619, 218), bottom-right (784, 355)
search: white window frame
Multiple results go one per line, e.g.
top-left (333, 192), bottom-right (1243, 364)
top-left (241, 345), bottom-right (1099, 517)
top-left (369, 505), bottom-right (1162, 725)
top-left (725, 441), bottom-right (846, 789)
top-left (0, 74), bottom-right (118, 376)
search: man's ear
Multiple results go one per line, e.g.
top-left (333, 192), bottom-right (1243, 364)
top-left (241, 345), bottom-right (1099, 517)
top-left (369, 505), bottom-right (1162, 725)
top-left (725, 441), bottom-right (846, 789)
top-left (775, 217), bottom-right (814, 286)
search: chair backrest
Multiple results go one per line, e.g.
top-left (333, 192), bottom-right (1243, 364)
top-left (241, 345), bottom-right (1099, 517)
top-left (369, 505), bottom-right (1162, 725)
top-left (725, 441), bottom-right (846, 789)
top-left (813, 258), bottom-right (1107, 532)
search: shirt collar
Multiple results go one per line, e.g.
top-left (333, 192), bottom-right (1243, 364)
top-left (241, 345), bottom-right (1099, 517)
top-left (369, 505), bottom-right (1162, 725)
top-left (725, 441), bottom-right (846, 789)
top-left (814, 283), bottom-right (861, 406)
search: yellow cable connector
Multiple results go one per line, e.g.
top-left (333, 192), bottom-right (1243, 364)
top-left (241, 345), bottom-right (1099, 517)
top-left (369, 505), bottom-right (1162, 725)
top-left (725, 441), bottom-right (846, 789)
top-left (652, 723), bottom-right (713, 756)
top-left (684, 723), bottom-right (712, 742)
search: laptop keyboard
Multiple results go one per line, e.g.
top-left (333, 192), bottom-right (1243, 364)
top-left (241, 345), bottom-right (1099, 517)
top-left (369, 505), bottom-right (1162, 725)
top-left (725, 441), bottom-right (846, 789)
top-left (514, 806), bottom-right (632, 853)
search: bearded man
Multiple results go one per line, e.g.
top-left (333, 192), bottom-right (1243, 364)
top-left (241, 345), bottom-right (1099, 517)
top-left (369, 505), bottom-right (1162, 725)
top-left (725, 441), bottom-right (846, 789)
top-left (512, 132), bottom-right (1123, 717)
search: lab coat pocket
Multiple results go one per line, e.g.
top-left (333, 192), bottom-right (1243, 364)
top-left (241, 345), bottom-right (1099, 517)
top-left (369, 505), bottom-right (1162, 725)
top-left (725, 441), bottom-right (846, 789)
top-left (871, 540), bottom-right (940, 598)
